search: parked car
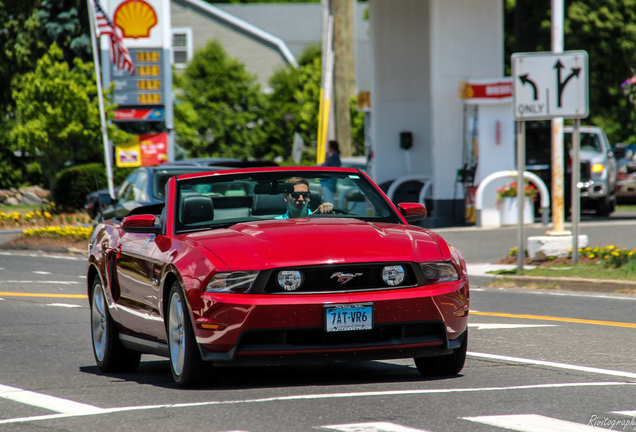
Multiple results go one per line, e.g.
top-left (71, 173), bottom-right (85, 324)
top-left (166, 157), bottom-right (278, 168)
top-left (87, 166), bottom-right (469, 388)
top-left (525, 124), bottom-right (617, 216)
top-left (91, 165), bottom-right (222, 221)
top-left (340, 155), bottom-right (370, 171)
top-left (613, 143), bottom-right (636, 203)
top-left (86, 159), bottom-right (278, 219)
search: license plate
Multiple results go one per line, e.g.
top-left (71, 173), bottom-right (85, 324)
top-left (324, 303), bottom-right (373, 332)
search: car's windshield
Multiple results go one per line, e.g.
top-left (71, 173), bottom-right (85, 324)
top-left (154, 168), bottom-right (215, 199)
top-left (564, 132), bottom-right (603, 153)
top-left (174, 170), bottom-right (400, 233)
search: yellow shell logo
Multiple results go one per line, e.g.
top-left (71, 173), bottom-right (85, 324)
top-left (114, 0), bottom-right (158, 39)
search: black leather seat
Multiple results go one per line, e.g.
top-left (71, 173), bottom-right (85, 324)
top-left (251, 194), bottom-right (286, 216)
top-left (180, 195), bottom-right (214, 225)
top-left (251, 189), bottom-right (323, 216)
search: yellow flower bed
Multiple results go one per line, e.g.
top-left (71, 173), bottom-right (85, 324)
top-left (508, 244), bottom-right (636, 269)
top-left (0, 207), bottom-right (91, 229)
top-left (21, 226), bottom-right (93, 240)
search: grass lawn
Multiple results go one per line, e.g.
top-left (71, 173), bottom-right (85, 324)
top-left (494, 261), bottom-right (636, 281)
top-left (0, 204), bottom-right (44, 213)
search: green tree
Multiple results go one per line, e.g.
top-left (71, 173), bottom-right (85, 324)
top-left (35, 0), bottom-right (93, 64)
top-left (173, 39), bottom-right (267, 159)
top-left (505, 0), bottom-right (636, 144)
top-left (262, 44), bottom-right (323, 163)
top-left (565, 0), bottom-right (636, 143)
top-left (263, 44), bottom-right (365, 163)
top-left (9, 43), bottom-right (128, 199)
top-left (0, 0), bottom-right (94, 187)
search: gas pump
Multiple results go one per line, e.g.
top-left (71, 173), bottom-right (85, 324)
top-left (459, 78), bottom-right (515, 224)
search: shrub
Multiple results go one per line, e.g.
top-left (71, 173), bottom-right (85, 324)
top-left (53, 163), bottom-right (107, 210)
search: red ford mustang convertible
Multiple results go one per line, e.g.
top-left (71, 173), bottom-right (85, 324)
top-left (87, 167), bottom-right (469, 388)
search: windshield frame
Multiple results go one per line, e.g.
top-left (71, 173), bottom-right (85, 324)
top-left (173, 168), bottom-right (402, 234)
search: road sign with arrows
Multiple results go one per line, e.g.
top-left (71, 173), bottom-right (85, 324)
top-left (511, 51), bottom-right (588, 120)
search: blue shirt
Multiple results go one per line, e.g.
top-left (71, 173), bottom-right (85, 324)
top-left (275, 208), bottom-right (311, 219)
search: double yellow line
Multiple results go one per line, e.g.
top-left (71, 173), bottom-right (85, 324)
top-left (471, 311), bottom-right (636, 328)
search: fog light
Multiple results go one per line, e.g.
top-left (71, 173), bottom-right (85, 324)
top-left (277, 270), bottom-right (303, 291)
top-left (382, 265), bottom-right (405, 286)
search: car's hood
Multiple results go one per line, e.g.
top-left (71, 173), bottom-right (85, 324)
top-left (184, 218), bottom-right (444, 270)
top-left (578, 149), bottom-right (605, 164)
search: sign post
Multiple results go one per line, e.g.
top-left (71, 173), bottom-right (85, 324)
top-left (511, 51), bottom-right (588, 269)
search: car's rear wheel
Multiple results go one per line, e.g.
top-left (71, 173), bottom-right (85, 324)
top-left (167, 281), bottom-right (217, 388)
top-left (414, 330), bottom-right (467, 376)
top-left (90, 278), bottom-right (141, 372)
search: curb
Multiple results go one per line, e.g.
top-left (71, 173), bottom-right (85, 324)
top-left (0, 243), bottom-right (87, 256)
top-left (489, 274), bottom-right (636, 294)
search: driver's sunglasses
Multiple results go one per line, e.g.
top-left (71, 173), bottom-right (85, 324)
top-left (290, 192), bottom-right (309, 199)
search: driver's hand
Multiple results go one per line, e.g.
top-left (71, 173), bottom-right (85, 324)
top-left (313, 202), bottom-right (334, 214)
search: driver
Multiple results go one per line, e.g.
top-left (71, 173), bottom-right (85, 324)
top-left (276, 177), bottom-right (333, 219)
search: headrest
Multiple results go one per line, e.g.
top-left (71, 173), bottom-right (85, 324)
top-left (251, 194), bottom-right (286, 216)
top-left (181, 195), bottom-right (214, 225)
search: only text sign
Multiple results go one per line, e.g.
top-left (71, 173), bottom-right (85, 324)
top-left (512, 51), bottom-right (588, 120)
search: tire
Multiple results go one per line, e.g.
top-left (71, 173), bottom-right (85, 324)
top-left (167, 282), bottom-right (217, 388)
top-left (414, 330), bottom-right (467, 377)
top-left (596, 195), bottom-right (613, 216)
top-left (90, 278), bottom-right (141, 372)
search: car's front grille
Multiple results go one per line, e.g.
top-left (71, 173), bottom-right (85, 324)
top-left (260, 263), bottom-right (418, 293)
top-left (580, 161), bottom-right (591, 182)
top-left (237, 321), bottom-right (446, 353)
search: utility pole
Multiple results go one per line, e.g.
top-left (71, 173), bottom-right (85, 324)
top-left (549, 0), bottom-right (568, 235)
top-left (330, 0), bottom-right (355, 157)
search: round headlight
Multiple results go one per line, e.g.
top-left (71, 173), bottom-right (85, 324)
top-left (382, 265), bottom-right (405, 286)
top-left (277, 270), bottom-right (303, 291)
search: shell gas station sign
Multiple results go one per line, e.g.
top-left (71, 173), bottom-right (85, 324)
top-left (115, 132), bottom-right (168, 168)
top-left (102, 0), bottom-right (173, 166)
top-left (107, 0), bottom-right (168, 107)
top-left (107, 0), bottom-right (166, 48)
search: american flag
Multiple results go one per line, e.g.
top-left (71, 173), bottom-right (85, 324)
top-left (93, 0), bottom-right (135, 75)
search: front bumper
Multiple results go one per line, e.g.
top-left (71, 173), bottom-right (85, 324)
top-left (189, 282), bottom-right (469, 366)
top-left (579, 179), bottom-right (609, 199)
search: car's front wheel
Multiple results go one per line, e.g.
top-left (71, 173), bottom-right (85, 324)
top-left (596, 194), bottom-right (614, 216)
top-left (414, 330), bottom-right (467, 376)
top-left (167, 281), bottom-right (217, 388)
top-left (90, 278), bottom-right (141, 372)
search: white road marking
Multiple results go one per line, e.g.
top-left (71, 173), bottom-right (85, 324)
top-left (321, 422), bottom-right (430, 431)
top-left (47, 303), bottom-right (82, 308)
top-left (463, 414), bottom-right (608, 431)
top-left (0, 384), bottom-right (103, 416)
top-left (32, 271), bottom-right (51, 275)
top-left (468, 352), bottom-right (636, 379)
top-left (1, 280), bottom-right (79, 285)
top-left (0, 251), bottom-right (83, 261)
top-left (468, 323), bottom-right (557, 330)
top-left (612, 410), bottom-right (636, 416)
top-left (0, 382), bottom-right (634, 425)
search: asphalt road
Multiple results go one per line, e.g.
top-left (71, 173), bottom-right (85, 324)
top-left (0, 250), bottom-right (634, 431)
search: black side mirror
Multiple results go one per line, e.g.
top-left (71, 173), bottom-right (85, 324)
top-left (98, 192), bottom-right (116, 206)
